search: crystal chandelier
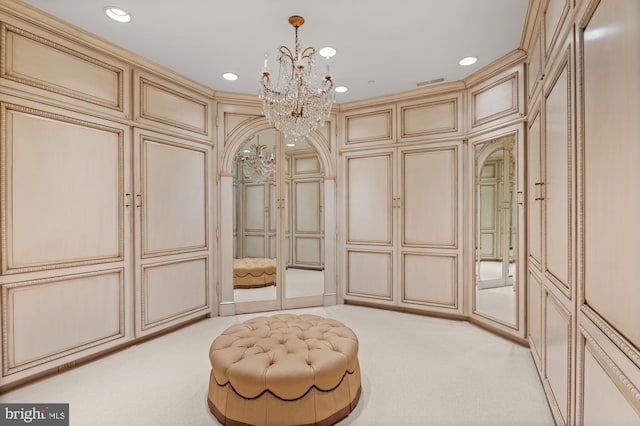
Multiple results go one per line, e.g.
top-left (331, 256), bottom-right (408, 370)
top-left (259, 15), bottom-right (335, 140)
top-left (237, 136), bottom-right (276, 181)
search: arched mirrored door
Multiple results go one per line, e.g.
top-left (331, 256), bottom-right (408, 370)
top-left (232, 129), bottom-right (278, 305)
top-left (283, 138), bottom-right (325, 308)
top-left (229, 128), bottom-right (326, 313)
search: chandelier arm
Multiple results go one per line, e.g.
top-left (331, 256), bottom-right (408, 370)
top-left (278, 45), bottom-right (296, 78)
top-left (300, 47), bottom-right (316, 59)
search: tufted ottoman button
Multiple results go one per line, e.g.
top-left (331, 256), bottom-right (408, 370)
top-left (208, 314), bottom-right (361, 426)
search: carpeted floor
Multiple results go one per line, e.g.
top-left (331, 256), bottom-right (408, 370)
top-left (0, 304), bottom-right (553, 425)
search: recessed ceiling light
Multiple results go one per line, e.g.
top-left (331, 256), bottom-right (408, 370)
top-left (459, 56), bottom-right (478, 66)
top-left (334, 86), bottom-right (348, 93)
top-left (319, 47), bottom-right (336, 58)
top-left (286, 143), bottom-right (296, 147)
top-left (104, 6), bottom-right (131, 23)
top-left (222, 72), bottom-right (238, 81)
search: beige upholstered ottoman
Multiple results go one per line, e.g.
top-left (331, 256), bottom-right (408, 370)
top-left (208, 314), bottom-right (361, 426)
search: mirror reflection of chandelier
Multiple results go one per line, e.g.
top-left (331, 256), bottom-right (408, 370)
top-left (237, 136), bottom-right (276, 181)
top-left (259, 15), bottom-right (335, 140)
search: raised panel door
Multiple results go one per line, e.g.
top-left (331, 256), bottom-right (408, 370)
top-left (544, 57), bottom-right (572, 293)
top-left (133, 129), bottom-right (210, 336)
top-left (527, 107), bottom-right (543, 269)
top-left (1, 103), bottom-right (127, 275)
top-left (137, 133), bottom-right (207, 257)
top-left (400, 147), bottom-right (457, 248)
top-left (345, 152), bottom-right (393, 245)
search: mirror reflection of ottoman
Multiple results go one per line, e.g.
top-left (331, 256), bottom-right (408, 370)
top-left (208, 314), bottom-right (361, 426)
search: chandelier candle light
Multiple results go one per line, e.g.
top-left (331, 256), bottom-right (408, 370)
top-left (259, 16), bottom-right (335, 140)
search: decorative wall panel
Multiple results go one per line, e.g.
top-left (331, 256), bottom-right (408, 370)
top-left (401, 147), bottom-right (457, 248)
top-left (1, 103), bottom-right (124, 274)
top-left (398, 95), bottom-right (461, 141)
top-left (544, 0), bottom-right (570, 60)
top-left (545, 292), bottom-right (571, 424)
top-left (2, 270), bottom-right (124, 376)
top-left (470, 71), bottom-right (520, 129)
top-left (1, 22), bottom-right (128, 117)
top-left (344, 107), bottom-right (395, 146)
top-left (582, 0), bottom-right (640, 350)
top-left (138, 134), bottom-right (207, 257)
top-left (544, 53), bottom-right (572, 294)
top-left (528, 271), bottom-right (543, 361)
top-left (401, 253), bottom-right (457, 308)
top-left (346, 153), bottom-right (393, 245)
top-left (141, 257), bottom-right (208, 330)
top-left (346, 250), bottom-right (393, 300)
top-left (134, 70), bottom-right (211, 140)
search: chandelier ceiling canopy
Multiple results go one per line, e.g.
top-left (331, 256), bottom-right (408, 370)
top-left (259, 16), bottom-right (335, 140)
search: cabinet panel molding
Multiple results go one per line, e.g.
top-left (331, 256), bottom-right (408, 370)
top-left (345, 152), bottom-right (393, 245)
top-left (470, 70), bottom-right (521, 129)
top-left (527, 25), bottom-right (543, 99)
top-left (1, 103), bottom-right (125, 274)
top-left (137, 132), bottom-right (208, 257)
top-left (398, 94), bottom-right (461, 141)
top-left (526, 106), bottom-right (543, 270)
top-left (401, 252), bottom-right (457, 308)
top-left (544, 291), bottom-right (572, 424)
top-left (401, 146), bottom-right (458, 248)
top-left (528, 270), bottom-right (543, 360)
top-left (346, 250), bottom-right (393, 300)
top-left (544, 0), bottom-right (571, 62)
top-left (580, 327), bottom-right (640, 422)
top-left (134, 70), bottom-right (212, 140)
top-left (544, 46), bottom-right (573, 297)
top-left (140, 257), bottom-right (209, 332)
top-left (581, 0), bottom-right (640, 350)
top-left (1, 269), bottom-right (125, 376)
top-left (344, 107), bottom-right (395, 145)
top-left (0, 22), bottom-right (128, 117)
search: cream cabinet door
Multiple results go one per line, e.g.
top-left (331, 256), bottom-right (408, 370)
top-left (0, 100), bottom-right (133, 387)
top-left (133, 129), bottom-right (210, 337)
top-left (398, 144), bottom-right (462, 314)
top-left (343, 150), bottom-right (395, 304)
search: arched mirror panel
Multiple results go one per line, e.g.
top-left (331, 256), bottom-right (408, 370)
top-left (233, 128), bottom-right (278, 304)
top-left (470, 125), bottom-right (525, 340)
top-left (224, 124), bottom-right (330, 314)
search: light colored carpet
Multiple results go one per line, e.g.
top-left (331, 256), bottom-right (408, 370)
top-left (0, 305), bottom-right (553, 425)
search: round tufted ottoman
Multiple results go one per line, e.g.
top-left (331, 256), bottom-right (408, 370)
top-left (208, 314), bottom-right (361, 426)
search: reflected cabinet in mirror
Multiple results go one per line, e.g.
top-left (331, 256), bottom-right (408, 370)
top-left (284, 139), bottom-right (325, 301)
top-left (473, 133), bottom-right (519, 329)
top-left (232, 129), bottom-right (325, 308)
top-left (233, 129), bottom-right (278, 303)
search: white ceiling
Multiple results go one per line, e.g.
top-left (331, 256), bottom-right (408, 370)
top-left (19, 0), bottom-right (530, 103)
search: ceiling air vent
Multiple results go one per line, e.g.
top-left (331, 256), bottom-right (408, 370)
top-left (416, 78), bottom-right (445, 87)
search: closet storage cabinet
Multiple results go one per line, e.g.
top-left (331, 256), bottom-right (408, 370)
top-left (0, 4), bottom-right (214, 390)
top-left (0, 99), bottom-right (133, 387)
top-left (340, 95), bottom-right (464, 316)
top-left (525, 0), bottom-right (640, 424)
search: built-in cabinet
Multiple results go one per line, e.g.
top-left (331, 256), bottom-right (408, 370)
top-left (342, 143), bottom-right (463, 315)
top-left (0, 3), bottom-right (214, 390)
top-left (525, 0), bottom-right (640, 424)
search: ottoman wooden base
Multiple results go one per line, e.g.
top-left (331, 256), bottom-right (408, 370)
top-left (208, 314), bottom-right (361, 426)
